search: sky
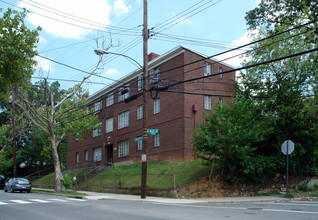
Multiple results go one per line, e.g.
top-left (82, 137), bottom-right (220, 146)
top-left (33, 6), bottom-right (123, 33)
top-left (1, 0), bottom-right (260, 95)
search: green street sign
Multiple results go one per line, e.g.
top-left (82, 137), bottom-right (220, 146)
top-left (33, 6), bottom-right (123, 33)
top-left (135, 136), bottom-right (143, 143)
top-left (147, 129), bottom-right (159, 135)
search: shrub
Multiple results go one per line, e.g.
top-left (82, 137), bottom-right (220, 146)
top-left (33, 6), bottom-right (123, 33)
top-left (62, 174), bottom-right (72, 189)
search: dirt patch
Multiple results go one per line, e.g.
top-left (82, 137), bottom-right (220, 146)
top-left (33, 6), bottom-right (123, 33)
top-left (176, 174), bottom-right (316, 198)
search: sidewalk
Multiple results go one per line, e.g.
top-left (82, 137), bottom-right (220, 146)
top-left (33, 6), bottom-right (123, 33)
top-left (33, 188), bottom-right (299, 204)
top-left (78, 190), bottom-right (292, 204)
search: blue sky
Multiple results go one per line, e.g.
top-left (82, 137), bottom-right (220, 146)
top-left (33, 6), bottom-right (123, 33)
top-left (1, 0), bottom-right (260, 94)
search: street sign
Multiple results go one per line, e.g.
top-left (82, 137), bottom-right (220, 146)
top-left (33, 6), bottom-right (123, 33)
top-left (281, 140), bottom-right (294, 195)
top-left (281, 140), bottom-right (294, 155)
top-left (135, 136), bottom-right (143, 143)
top-left (147, 129), bottom-right (159, 135)
top-left (141, 154), bottom-right (147, 162)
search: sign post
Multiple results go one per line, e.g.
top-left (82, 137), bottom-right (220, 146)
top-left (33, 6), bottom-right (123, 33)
top-left (281, 140), bottom-right (294, 195)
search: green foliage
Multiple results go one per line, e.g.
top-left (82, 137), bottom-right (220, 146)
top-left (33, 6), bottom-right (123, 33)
top-left (193, 0), bottom-right (318, 183)
top-left (192, 99), bottom-right (271, 182)
top-left (0, 8), bottom-right (41, 100)
top-left (0, 146), bottom-right (13, 177)
top-left (62, 174), bottom-right (72, 189)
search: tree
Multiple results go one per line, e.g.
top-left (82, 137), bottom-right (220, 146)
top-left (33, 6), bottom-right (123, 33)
top-left (193, 0), bottom-right (318, 183)
top-left (15, 76), bottom-right (101, 191)
top-left (0, 8), bottom-right (41, 100)
top-left (192, 99), bottom-right (279, 182)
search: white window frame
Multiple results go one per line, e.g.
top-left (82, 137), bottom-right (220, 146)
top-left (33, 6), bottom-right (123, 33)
top-left (118, 111), bottom-right (130, 129)
top-left (219, 97), bottom-right (223, 107)
top-left (106, 93), bottom-right (114, 107)
top-left (93, 147), bottom-right (102, 162)
top-left (94, 101), bottom-right (102, 112)
top-left (154, 98), bottom-right (160, 114)
top-left (84, 150), bottom-right (88, 161)
top-left (93, 122), bottom-right (102, 137)
top-left (154, 132), bottom-right (160, 148)
top-left (150, 67), bottom-right (160, 84)
top-left (204, 95), bottom-right (212, 110)
top-left (137, 105), bottom-right (143, 120)
top-left (118, 140), bottom-right (129, 157)
top-left (204, 62), bottom-right (211, 76)
top-left (218, 66), bottom-right (223, 79)
top-left (76, 152), bottom-right (79, 163)
top-left (137, 136), bottom-right (143, 151)
top-left (118, 85), bottom-right (130, 102)
top-left (106, 117), bottom-right (113, 133)
top-left (138, 75), bottom-right (143, 91)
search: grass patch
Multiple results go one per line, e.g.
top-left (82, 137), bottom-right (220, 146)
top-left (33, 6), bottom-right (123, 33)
top-left (283, 193), bottom-right (295, 198)
top-left (32, 169), bottom-right (89, 188)
top-left (83, 160), bottom-right (210, 189)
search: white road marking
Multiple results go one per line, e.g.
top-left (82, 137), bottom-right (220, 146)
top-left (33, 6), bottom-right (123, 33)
top-left (10, 200), bottom-right (32, 204)
top-left (0, 202), bottom-right (8, 205)
top-left (29, 199), bottom-right (51, 203)
top-left (48, 198), bottom-right (68, 202)
top-left (67, 198), bottom-right (85, 202)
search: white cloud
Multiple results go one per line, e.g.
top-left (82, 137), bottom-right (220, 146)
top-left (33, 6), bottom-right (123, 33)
top-left (214, 30), bottom-right (257, 68)
top-left (176, 17), bottom-right (191, 25)
top-left (35, 56), bottom-right (53, 73)
top-left (38, 36), bottom-right (47, 44)
top-left (113, 0), bottom-right (131, 16)
top-left (18, 0), bottom-right (111, 39)
top-left (169, 12), bottom-right (191, 25)
top-left (105, 68), bottom-right (120, 76)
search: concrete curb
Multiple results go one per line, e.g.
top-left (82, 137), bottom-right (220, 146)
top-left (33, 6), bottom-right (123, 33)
top-left (32, 188), bottom-right (317, 204)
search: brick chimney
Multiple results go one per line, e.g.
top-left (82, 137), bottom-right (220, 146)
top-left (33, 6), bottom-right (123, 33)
top-left (148, 52), bottom-right (159, 61)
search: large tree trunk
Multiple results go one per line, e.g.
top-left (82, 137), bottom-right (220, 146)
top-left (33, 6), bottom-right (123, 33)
top-left (51, 137), bottom-right (65, 191)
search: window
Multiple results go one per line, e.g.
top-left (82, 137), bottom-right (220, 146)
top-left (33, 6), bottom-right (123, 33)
top-left (204, 95), bottom-right (212, 110)
top-left (93, 122), bottom-right (102, 137)
top-left (118, 111), bottom-right (129, 129)
top-left (219, 97), bottom-right (223, 107)
top-left (137, 105), bottom-right (143, 120)
top-left (106, 93), bottom-right (114, 107)
top-left (118, 140), bottom-right (129, 157)
top-left (154, 99), bottom-right (160, 114)
top-left (137, 136), bottom-right (143, 151)
top-left (76, 152), bottom-right (79, 163)
top-left (106, 117), bottom-right (113, 133)
top-left (150, 67), bottom-right (160, 84)
top-left (218, 66), bottom-right (223, 79)
top-left (93, 147), bottom-right (102, 162)
top-left (204, 62), bottom-right (211, 76)
top-left (154, 133), bottom-right (160, 148)
top-left (84, 150), bottom-right (88, 161)
top-left (118, 85), bottom-right (130, 102)
top-left (94, 101), bottom-right (102, 112)
top-left (138, 75), bottom-right (143, 91)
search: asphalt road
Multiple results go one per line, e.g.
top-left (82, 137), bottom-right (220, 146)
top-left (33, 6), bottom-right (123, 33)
top-left (1, 190), bottom-right (318, 220)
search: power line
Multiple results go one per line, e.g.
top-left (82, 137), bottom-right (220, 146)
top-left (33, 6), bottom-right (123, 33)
top-left (31, 76), bottom-right (109, 85)
top-left (12, 0), bottom-right (141, 35)
top-left (165, 48), bottom-right (318, 89)
top-left (153, 19), bottom-right (318, 77)
top-left (160, 27), bottom-right (313, 83)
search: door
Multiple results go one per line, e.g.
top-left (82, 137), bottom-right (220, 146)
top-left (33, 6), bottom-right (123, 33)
top-left (106, 144), bottom-right (113, 166)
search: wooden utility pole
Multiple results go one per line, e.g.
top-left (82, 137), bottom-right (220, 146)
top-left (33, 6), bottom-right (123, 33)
top-left (141, 0), bottom-right (149, 199)
top-left (12, 88), bottom-right (17, 177)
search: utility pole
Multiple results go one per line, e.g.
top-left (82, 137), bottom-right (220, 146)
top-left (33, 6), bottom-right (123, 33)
top-left (12, 88), bottom-right (17, 178)
top-left (141, 0), bottom-right (149, 199)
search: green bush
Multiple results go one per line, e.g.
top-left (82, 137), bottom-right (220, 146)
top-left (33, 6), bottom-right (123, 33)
top-left (62, 174), bottom-right (72, 189)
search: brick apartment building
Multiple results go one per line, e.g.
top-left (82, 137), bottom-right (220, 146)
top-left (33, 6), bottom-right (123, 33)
top-left (67, 45), bottom-right (236, 169)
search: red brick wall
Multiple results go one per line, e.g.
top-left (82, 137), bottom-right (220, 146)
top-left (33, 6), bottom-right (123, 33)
top-left (67, 48), bottom-right (235, 169)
